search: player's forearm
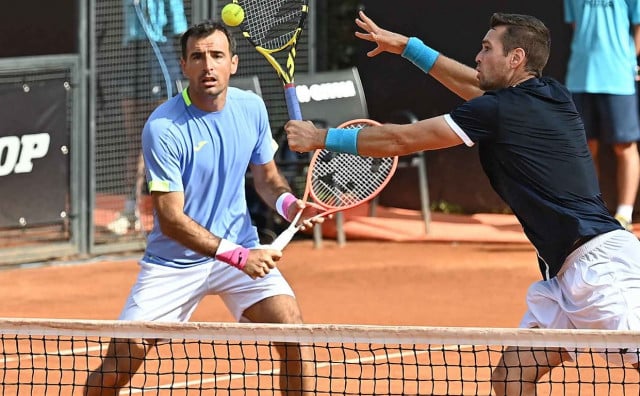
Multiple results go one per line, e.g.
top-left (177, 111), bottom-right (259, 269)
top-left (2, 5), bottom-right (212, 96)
top-left (323, 117), bottom-right (462, 157)
top-left (323, 124), bottom-right (411, 157)
top-left (152, 192), bottom-right (223, 256)
top-left (163, 216), bottom-right (253, 271)
top-left (255, 177), bottom-right (293, 213)
top-left (356, 124), bottom-right (414, 157)
top-left (158, 212), bottom-right (224, 257)
top-left (161, 213), bottom-right (254, 271)
top-left (633, 25), bottom-right (640, 56)
top-left (401, 37), bottom-right (483, 101)
top-left (250, 162), bottom-right (294, 212)
top-left (428, 55), bottom-right (485, 100)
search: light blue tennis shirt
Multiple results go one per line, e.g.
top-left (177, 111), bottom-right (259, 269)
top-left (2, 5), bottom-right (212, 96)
top-left (564, 0), bottom-right (640, 94)
top-left (141, 87), bottom-right (275, 267)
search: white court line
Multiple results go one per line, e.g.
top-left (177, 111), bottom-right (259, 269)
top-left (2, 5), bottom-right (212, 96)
top-left (0, 339), bottom-right (475, 393)
top-left (0, 345), bottom-right (105, 366)
top-left (123, 345), bottom-right (474, 394)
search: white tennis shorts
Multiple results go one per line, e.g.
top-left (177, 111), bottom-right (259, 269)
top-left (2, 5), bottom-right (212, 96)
top-left (520, 229), bottom-right (640, 363)
top-left (118, 257), bottom-right (295, 322)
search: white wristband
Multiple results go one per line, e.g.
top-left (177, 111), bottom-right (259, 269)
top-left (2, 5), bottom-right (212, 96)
top-left (215, 239), bottom-right (249, 270)
top-left (275, 192), bottom-right (297, 221)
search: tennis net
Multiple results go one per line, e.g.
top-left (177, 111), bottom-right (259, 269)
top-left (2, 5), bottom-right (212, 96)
top-left (1, 318), bottom-right (640, 395)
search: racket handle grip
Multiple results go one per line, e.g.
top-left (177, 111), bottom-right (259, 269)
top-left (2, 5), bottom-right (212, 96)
top-left (284, 84), bottom-right (302, 120)
top-left (270, 210), bottom-right (303, 251)
top-left (270, 226), bottom-right (298, 251)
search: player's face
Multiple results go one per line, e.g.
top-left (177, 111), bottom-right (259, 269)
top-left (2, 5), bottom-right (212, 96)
top-left (474, 26), bottom-right (512, 91)
top-left (180, 30), bottom-right (239, 103)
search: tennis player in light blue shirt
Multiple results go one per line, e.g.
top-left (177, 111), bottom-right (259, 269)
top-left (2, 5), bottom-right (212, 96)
top-left (84, 21), bottom-right (320, 395)
top-left (564, 0), bottom-right (640, 231)
top-left (142, 86), bottom-right (273, 266)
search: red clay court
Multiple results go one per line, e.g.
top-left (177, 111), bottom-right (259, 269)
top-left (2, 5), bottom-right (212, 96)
top-left (1, 209), bottom-right (639, 394)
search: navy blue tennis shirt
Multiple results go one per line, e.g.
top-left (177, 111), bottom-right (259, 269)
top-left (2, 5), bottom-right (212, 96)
top-left (447, 77), bottom-right (622, 280)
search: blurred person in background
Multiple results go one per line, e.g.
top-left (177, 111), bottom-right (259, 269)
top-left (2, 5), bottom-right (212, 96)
top-left (564, 0), bottom-right (640, 231)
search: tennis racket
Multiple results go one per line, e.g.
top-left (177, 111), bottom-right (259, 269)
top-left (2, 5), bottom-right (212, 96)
top-left (270, 119), bottom-right (399, 250)
top-left (234, 0), bottom-right (308, 120)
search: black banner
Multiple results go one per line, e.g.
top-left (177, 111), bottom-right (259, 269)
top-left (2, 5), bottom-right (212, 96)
top-left (295, 68), bottom-right (369, 128)
top-left (0, 78), bottom-right (69, 228)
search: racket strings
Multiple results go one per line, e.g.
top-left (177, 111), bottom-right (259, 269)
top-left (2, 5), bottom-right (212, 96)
top-left (342, 122), bottom-right (370, 130)
top-left (238, 0), bottom-right (304, 49)
top-left (310, 152), bottom-right (395, 208)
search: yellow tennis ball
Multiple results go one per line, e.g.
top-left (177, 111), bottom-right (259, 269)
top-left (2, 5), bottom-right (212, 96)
top-left (221, 3), bottom-right (245, 27)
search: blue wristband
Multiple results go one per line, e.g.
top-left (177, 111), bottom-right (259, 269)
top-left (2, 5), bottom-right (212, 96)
top-left (325, 128), bottom-right (360, 155)
top-left (401, 37), bottom-right (440, 74)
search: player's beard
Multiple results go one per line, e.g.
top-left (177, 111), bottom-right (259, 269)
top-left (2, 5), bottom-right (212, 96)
top-left (203, 85), bottom-right (225, 99)
top-left (478, 72), bottom-right (510, 91)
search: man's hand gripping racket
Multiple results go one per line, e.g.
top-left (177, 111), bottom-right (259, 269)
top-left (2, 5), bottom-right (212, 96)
top-left (270, 119), bottom-right (399, 250)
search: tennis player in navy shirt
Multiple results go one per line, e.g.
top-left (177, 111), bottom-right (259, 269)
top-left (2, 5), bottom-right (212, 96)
top-left (285, 11), bottom-right (640, 396)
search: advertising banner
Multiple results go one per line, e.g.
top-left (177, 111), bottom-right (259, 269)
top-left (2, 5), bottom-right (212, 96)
top-left (0, 79), bottom-right (69, 227)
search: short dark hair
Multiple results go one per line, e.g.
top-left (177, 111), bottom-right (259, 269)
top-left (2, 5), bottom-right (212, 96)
top-left (180, 20), bottom-right (237, 59)
top-left (489, 13), bottom-right (550, 77)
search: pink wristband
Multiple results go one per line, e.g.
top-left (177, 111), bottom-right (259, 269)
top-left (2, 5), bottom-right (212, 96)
top-left (215, 239), bottom-right (249, 270)
top-left (276, 192), bottom-right (297, 221)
